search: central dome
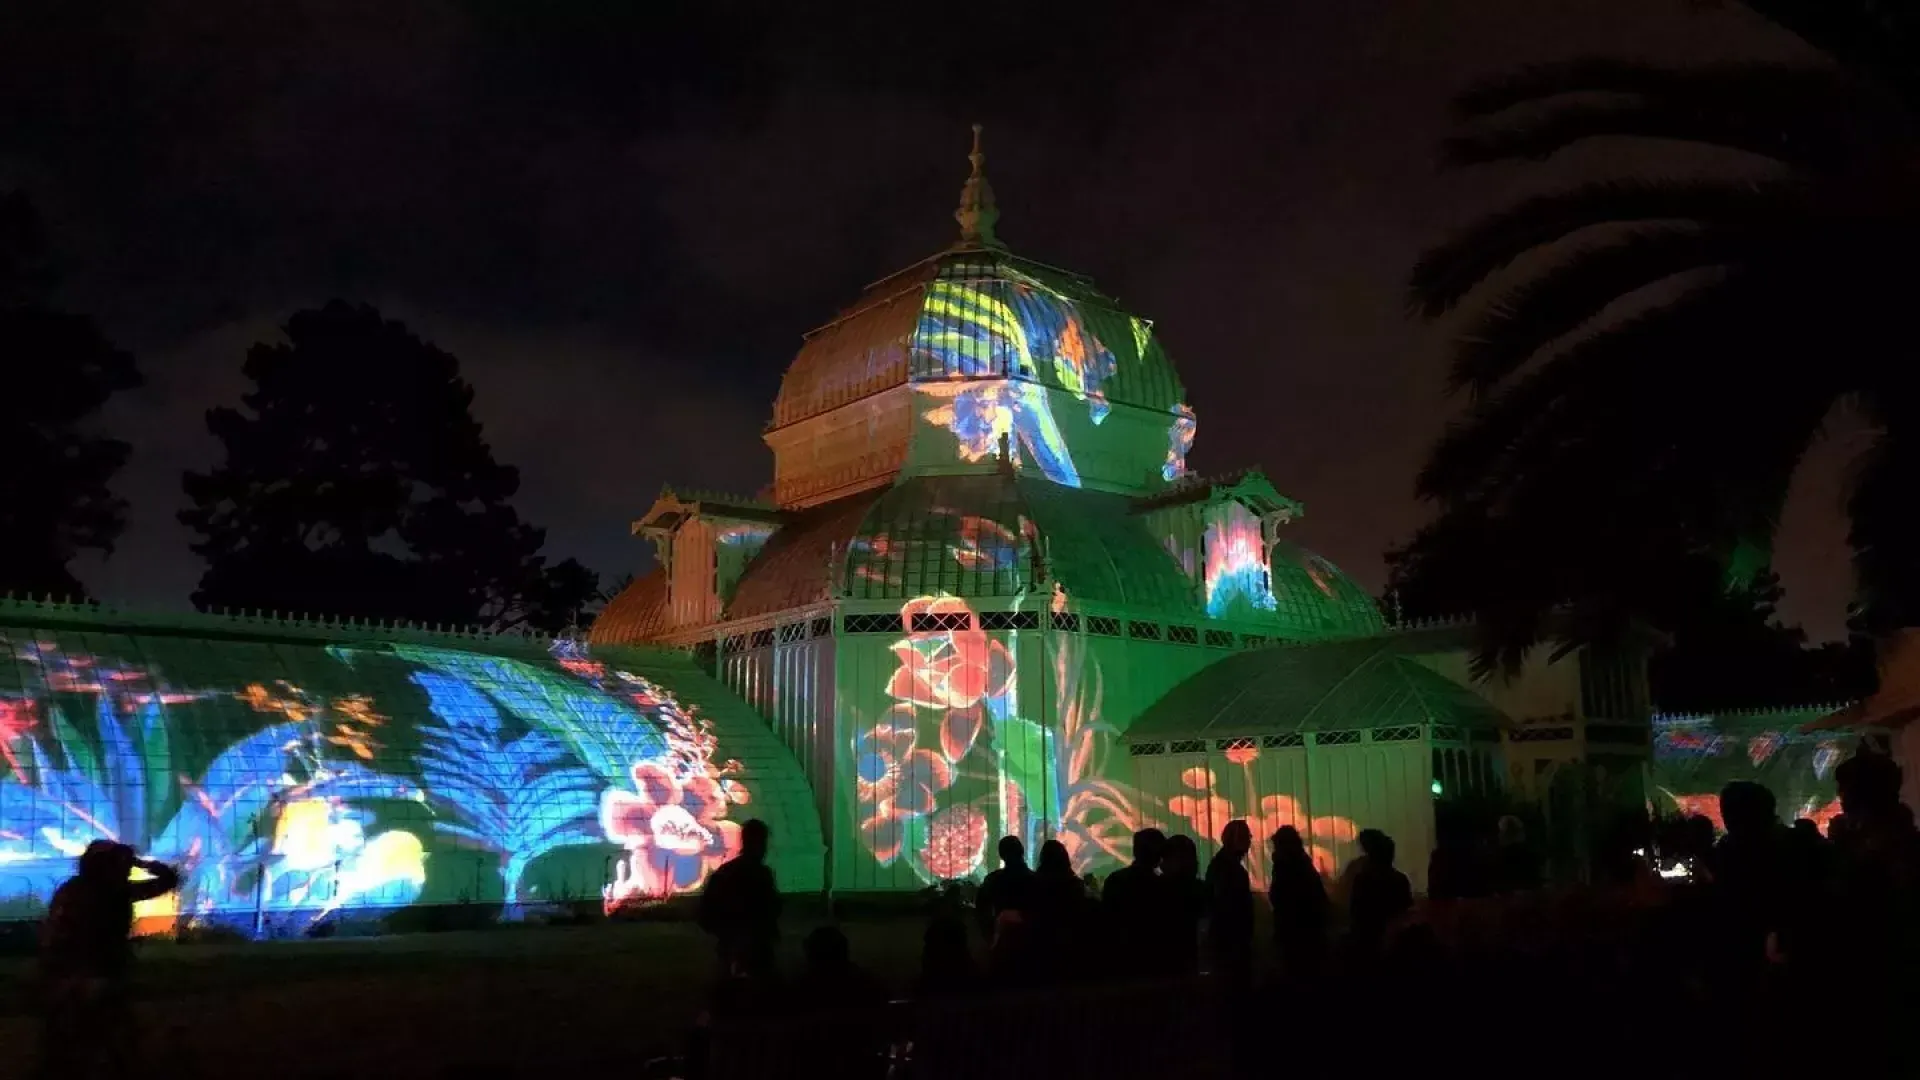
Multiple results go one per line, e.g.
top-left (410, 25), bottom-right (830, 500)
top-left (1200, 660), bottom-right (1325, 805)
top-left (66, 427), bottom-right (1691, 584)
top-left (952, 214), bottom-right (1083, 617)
top-left (764, 132), bottom-right (1192, 509)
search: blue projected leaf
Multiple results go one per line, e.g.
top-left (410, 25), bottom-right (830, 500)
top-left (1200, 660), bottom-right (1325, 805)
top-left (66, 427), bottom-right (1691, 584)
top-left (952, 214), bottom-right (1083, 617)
top-left (413, 671), bottom-right (603, 905)
top-left (133, 699), bottom-right (172, 831)
top-left (379, 644), bottom-right (666, 781)
top-left (96, 699), bottom-right (142, 850)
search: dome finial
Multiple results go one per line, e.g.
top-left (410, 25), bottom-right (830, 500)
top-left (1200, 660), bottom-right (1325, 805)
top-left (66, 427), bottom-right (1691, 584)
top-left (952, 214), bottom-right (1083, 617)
top-left (954, 122), bottom-right (1001, 249)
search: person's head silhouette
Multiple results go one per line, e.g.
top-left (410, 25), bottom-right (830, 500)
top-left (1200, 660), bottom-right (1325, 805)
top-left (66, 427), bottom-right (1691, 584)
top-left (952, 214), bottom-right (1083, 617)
top-left (1358, 829), bottom-right (1396, 868)
top-left (1131, 828), bottom-right (1168, 869)
top-left (1038, 838), bottom-right (1072, 875)
top-left (740, 818), bottom-right (771, 862)
top-left (1272, 825), bottom-right (1307, 863)
top-left (997, 834), bottom-right (1026, 870)
top-left (78, 839), bottom-right (132, 883)
top-left (1838, 750), bottom-right (1904, 823)
top-left (1719, 781), bottom-right (1777, 837)
top-left (1221, 820), bottom-right (1252, 859)
top-left (1164, 833), bottom-right (1199, 878)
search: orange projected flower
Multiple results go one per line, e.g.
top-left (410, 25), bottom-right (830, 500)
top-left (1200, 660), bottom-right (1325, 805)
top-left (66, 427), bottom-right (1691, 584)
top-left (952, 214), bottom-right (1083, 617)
top-left (1224, 744), bottom-right (1259, 766)
top-left (1168, 793), bottom-right (1235, 837)
top-left (601, 761), bottom-right (743, 901)
top-left (1169, 770), bottom-right (1360, 890)
top-left (886, 597), bottom-right (1014, 712)
top-left (1804, 797), bottom-right (1842, 835)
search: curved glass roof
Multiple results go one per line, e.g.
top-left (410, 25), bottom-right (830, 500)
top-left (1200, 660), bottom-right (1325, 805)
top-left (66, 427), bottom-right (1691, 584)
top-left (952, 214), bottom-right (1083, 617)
top-left (1262, 540), bottom-right (1388, 640)
top-left (1126, 639), bottom-right (1509, 740)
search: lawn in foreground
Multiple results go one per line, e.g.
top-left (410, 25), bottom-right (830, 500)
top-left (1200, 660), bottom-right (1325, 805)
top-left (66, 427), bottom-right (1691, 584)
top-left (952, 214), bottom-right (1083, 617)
top-left (0, 915), bottom-right (934, 1077)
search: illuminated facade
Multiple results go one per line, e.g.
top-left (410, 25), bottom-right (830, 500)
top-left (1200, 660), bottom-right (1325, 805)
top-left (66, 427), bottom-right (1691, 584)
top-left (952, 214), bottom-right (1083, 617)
top-left (0, 606), bottom-right (824, 934)
top-left (0, 133), bottom-right (1656, 935)
top-left (1648, 708), bottom-right (1860, 833)
top-left (591, 129), bottom-right (1655, 893)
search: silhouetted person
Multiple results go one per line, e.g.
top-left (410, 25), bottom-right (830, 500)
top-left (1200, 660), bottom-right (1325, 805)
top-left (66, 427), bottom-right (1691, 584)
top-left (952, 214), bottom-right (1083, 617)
top-left (1684, 814), bottom-right (1719, 873)
top-left (785, 927), bottom-right (889, 1079)
top-left (1346, 829), bottom-right (1412, 961)
top-left (1103, 828), bottom-right (1169, 976)
top-left (37, 840), bottom-right (180, 1079)
top-left (1206, 820), bottom-right (1256, 992)
top-left (1029, 839), bottom-right (1089, 979)
top-left (792, 925), bottom-right (886, 1012)
top-left (988, 910), bottom-right (1043, 987)
top-left (1711, 781), bottom-right (1790, 975)
top-left (699, 818), bottom-right (780, 977)
top-left (1426, 809), bottom-right (1486, 902)
top-left (1267, 826), bottom-right (1328, 977)
top-left (1791, 818), bottom-right (1833, 883)
top-left (1491, 814), bottom-right (1540, 893)
top-left (1162, 834), bottom-right (1208, 974)
top-left (976, 835), bottom-right (1034, 939)
top-left (1827, 751), bottom-right (1920, 1005)
top-left (915, 914), bottom-right (981, 998)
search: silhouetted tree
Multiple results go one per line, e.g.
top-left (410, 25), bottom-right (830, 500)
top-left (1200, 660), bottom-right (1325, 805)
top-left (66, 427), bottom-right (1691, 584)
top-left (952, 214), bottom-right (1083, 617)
top-left (0, 191), bottom-right (141, 601)
top-left (182, 301), bottom-right (597, 632)
top-left (1390, 533), bottom-right (1875, 707)
top-left (1400, 2), bottom-right (1920, 675)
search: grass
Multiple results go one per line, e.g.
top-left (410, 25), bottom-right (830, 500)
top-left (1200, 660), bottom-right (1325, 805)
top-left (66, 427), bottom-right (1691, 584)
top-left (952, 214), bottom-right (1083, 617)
top-left (0, 913), bottom-right (938, 1077)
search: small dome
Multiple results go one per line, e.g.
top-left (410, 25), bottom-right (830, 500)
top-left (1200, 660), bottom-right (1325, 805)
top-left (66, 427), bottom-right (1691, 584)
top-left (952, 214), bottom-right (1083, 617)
top-left (1262, 541), bottom-right (1387, 640)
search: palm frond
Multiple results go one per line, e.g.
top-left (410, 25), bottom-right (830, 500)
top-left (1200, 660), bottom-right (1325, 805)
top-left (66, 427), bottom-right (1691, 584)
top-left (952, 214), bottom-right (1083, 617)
top-left (1845, 417), bottom-right (1920, 632)
top-left (1448, 227), bottom-right (1741, 396)
top-left (1410, 275), bottom-right (1841, 675)
top-left (1407, 178), bottom-right (1802, 317)
top-left (1420, 283), bottom-right (1736, 500)
top-left (1443, 94), bottom-right (1856, 171)
top-left (1451, 58), bottom-right (1858, 120)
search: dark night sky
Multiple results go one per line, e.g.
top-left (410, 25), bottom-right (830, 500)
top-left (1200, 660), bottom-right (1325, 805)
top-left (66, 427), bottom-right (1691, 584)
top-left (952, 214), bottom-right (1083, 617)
top-left (0, 0), bottom-right (1864, 637)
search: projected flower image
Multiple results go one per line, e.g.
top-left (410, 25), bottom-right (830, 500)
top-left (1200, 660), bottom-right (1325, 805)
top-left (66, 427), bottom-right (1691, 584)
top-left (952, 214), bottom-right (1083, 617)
top-left (601, 762), bottom-right (742, 902)
top-left (1204, 500), bottom-right (1278, 618)
top-left (1166, 760), bottom-right (1356, 887)
top-left (1164, 403), bottom-right (1197, 481)
top-left (849, 592), bottom-right (1149, 883)
top-left (887, 596), bottom-right (1015, 712)
top-left (0, 630), bottom-right (783, 933)
top-left (914, 268), bottom-right (1122, 487)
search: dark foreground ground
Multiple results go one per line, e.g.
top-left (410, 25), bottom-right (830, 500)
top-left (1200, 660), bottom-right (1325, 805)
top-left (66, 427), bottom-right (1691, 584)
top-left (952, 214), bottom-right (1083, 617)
top-left (0, 916), bottom-right (935, 1077)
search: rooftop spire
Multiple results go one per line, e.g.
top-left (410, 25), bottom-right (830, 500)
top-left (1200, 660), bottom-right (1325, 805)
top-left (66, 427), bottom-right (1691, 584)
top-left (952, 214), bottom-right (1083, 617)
top-left (954, 123), bottom-right (1002, 249)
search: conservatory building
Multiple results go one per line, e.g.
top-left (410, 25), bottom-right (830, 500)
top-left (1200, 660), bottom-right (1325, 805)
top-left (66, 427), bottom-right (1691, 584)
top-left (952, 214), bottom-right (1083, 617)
top-left (0, 133), bottom-right (1654, 936)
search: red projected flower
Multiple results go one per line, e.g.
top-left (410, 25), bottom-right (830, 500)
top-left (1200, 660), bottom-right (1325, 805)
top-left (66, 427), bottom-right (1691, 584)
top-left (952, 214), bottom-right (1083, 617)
top-left (0, 699), bottom-right (35, 782)
top-left (601, 761), bottom-right (743, 899)
top-left (885, 596), bottom-right (1014, 712)
top-left (920, 804), bottom-right (989, 879)
top-left (1224, 744), bottom-right (1259, 766)
top-left (1666, 792), bottom-right (1725, 833)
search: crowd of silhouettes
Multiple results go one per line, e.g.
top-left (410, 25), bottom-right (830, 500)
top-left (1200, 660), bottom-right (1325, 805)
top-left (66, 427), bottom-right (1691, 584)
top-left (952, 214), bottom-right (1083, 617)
top-left (35, 745), bottom-right (1920, 1078)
